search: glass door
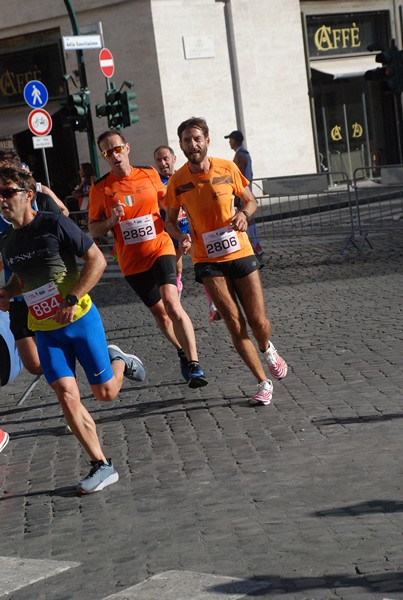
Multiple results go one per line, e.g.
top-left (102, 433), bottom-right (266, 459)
top-left (314, 78), bottom-right (370, 182)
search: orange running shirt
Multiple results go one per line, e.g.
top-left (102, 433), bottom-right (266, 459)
top-left (165, 157), bottom-right (254, 263)
top-left (89, 166), bottom-right (175, 275)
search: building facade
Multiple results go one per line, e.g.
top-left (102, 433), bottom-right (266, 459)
top-left (0, 0), bottom-right (402, 199)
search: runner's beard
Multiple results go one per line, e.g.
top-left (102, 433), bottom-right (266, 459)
top-left (184, 146), bottom-right (207, 164)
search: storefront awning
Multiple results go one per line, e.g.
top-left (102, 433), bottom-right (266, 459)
top-left (310, 55), bottom-right (377, 79)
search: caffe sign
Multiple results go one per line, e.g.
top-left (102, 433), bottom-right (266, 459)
top-left (307, 11), bottom-right (389, 59)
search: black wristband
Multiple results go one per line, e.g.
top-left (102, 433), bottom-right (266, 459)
top-left (241, 210), bottom-right (250, 222)
top-left (65, 294), bottom-right (79, 306)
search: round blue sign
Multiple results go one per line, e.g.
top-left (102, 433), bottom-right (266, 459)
top-left (23, 80), bottom-right (48, 109)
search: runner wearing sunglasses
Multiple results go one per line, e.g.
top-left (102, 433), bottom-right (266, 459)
top-left (89, 130), bottom-right (208, 389)
top-left (0, 166), bottom-right (146, 494)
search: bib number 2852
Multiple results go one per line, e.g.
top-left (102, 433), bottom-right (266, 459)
top-left (120, 214), bottom-right (156, 244)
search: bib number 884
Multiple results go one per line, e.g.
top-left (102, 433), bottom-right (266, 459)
top-left (31, 296), bottom-right (60, 319)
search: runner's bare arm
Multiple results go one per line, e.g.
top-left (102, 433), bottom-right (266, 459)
top-left (165, 206), bottom-right (192, 254)
top-left (0, 273), bottom-right (23, 299)
top-left (67, 243), bottom-right (107, 299)
top-left (41, 184), bottom-right (70, 217)
top-left (54, 243), bottom-right (107, 325)
top-left (89, 201), bottom-right (124, 238)
top-left (231, 187), bottom-right (258, 232)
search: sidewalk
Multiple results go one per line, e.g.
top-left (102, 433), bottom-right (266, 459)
top-left (1, 232), bottom-right (403, 600)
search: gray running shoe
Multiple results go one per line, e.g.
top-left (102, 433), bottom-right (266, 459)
top-left (77, 459), bottom-right (119, 495)
top-left (108, 344), bottom-right (146, 381)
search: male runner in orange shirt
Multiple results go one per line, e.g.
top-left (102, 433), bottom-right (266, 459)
top-left (165, 117), bottom-right (287, 406)
top-left (89, 130), bottom-right (207, 388)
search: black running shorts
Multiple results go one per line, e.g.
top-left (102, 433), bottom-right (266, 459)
top-left (9, 300), bottom-right (35, 341)
top-left (194, 255), bottom-right (260, 284)
top-left (125, 255), bottom-right (177, 308)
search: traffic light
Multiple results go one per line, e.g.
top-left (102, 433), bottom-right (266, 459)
top-left (121, 90), bottom-right (139, 127)
top-left (95, 100), bottom-right (109, 119)
top-left (105, 88), bottom-right (124, 129)
top-left (365, 43), bottom-right (403, 94)
top-left (95, 87), bottom-right (124, 129)
top-left (66, 90), bottom-right (90, 132)
top-left (95, 83), bottom-right (139, 129)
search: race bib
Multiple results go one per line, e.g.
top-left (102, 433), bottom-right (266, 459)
top-left (120, 214), bottom-right (156, 245)
top-left (202, 226), bottom-right (241, 258)
top-left (24, 282), bottom-right (63, 321)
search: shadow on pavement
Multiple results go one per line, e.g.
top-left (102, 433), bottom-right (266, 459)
top-left (209, 571), bottom-right (403, 595)
top-left (313, 412), bottom-right (403, 426)
top-left (314, 499), bottom-right (403, 517)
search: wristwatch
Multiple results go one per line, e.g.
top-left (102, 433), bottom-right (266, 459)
top-left (65, 294), bottom-right (79, 306)
top-left (241, 210), bottom-right (250, 222)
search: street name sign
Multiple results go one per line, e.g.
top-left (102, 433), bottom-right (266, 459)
top-left (33, 135), bottom-right (53, 149)
top-left (63, 35), bottom-right (102, 50)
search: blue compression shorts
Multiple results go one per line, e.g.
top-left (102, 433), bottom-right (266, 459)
top-left (35, 304), bottom-right (114, 386)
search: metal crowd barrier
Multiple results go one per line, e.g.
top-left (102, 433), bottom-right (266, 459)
top-left (351, 165), bottom-right (403, 248)
top-left (68, 209), bottom-right (89, 231)
top-left (68, 167), bottom-right (403, 255)
top-left (251, 172), bottom-right (359, 253)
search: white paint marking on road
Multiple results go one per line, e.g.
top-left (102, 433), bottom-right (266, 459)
top-left (103, 570), bottom-right (270, 599)
top-left (0, 556), bottom-right (80, 597)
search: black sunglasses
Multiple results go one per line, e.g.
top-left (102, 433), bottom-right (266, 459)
top-left (0, 187), bottom-right (27, 199)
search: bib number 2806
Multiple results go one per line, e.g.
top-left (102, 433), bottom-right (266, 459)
top-left (202, 226), bottom-right (241, 258)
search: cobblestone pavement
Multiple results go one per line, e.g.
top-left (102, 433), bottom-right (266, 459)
top-left (1, 231), bottom-right (403, 600)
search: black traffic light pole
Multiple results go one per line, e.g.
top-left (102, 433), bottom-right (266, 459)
top-left (366, 39), bottom-right (403, 163)
top-left (63, 0), bottom-right (99, 177)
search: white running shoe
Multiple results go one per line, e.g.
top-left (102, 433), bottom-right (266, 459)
top-left (249, 380), bottom-right (273, 406)
top-left (263, 342), bottom-right (288, 379)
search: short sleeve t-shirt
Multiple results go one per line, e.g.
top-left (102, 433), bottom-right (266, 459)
top-left (0, 212), bottom-right (93, 331)
top-left (89, 166), bottom-right (174, 276)
top-left (165, 157), bottom-right (253, 263)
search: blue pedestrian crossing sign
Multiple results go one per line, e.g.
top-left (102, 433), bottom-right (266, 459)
top-left (23, 80), bottom-right (48, 109)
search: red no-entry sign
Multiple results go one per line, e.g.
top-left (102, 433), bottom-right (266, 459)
top-left (99, 48), bottom-right (115, 79)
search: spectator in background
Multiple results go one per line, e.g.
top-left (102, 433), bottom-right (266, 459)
top-left (71, 162), bottom-right (95, 211)
top-left (0, 149), bottom-right (68, 216)
top-left (19, 160), bottom-right (69, 216)
top-left (224, 130), bottom-right (264, 261)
